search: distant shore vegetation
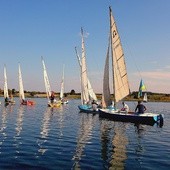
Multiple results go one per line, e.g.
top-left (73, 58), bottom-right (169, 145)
top-left (0, 88), bottom-right (170, 102)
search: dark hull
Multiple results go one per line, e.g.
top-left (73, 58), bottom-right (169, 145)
top-left (99, 109), bottom-right (164, 126)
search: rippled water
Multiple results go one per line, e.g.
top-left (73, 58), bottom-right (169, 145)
top-left (0, 98), bottom-right (169, 170)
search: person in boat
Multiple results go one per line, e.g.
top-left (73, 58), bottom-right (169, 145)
top-left (135, 101), bottom-right (146, 114)
top-left (92, 100), bottom-right (98, 111)
top-left (5, 97), bottom-right (10, 103)
top-left (50, 91), bottom-right (55, 104)
top-left (121, 101), bottom-right (129, 113)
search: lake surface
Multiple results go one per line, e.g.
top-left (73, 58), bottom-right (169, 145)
top-left (0, 98), bottom-right (169, 170)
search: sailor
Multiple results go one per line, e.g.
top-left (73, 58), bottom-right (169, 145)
top-left (50, 91), bottom-right (55, 103)
top-left (135, 101), bottom-right (146, 114)
top-left (92, 100), bottom-right (98, 111)
top-left (121, 101), bottom-right (129, 113)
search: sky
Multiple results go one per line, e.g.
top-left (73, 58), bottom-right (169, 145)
top-left (0, 0), bottom-right (170, 94)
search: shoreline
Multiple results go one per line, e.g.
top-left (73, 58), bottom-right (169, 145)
top-left (1, 93), bottom-right (170, 102)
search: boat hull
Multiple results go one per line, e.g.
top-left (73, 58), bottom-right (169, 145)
top-left (21, 100), bottom-right (35, 106)
top-left (78, 104), bottom-right (99, 113)
top-left (48, 101), bottom-right (61, 108)
top-left (99, 109), bottom-right (164, 126)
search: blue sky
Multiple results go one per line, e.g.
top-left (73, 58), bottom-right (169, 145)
top-left (0, 0), bottom-right (170, 94)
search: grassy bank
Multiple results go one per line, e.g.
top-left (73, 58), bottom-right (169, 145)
top-left (1, 92), bottom-right (170, 102)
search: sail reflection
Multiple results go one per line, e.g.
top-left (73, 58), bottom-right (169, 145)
top-left (37, 108), bottom-right (53, 155)
top-left (72, 113), bottom-right (97, 169)
top-left (100, 120), bottom-right (128, 169)
top-left (15, 106), bottom-right (24, 136)
top-left (0, 107), bottom-right (8, 153)
top-left (13, 106), bottom-right (25, 157)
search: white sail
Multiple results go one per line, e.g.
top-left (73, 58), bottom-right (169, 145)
top-left (102, 38), bottom-right (112, 108)
top-left (4, 65), bottom-right (9, 99)
top-left (87, 80), bottom-right (97, 101)
top-left (75, 32), bottom-right (97, 105)
top-left (143, 93), bottom-right (147, 102)
top-left (109, 7), bottom-right (130, 103)
top-left (81, 28), bottom-right (90, 104)
top-left (75, 47), bottom-right (84, 104)
top-left (60, 65), bottom-right (65, 99)
top-left (41, 57), bottom-right (52, 101)
top-left (18, 63), bottom-right (25, 101)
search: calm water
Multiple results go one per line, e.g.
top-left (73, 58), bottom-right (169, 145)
top-left (0, 98), bottom-right (169, 170)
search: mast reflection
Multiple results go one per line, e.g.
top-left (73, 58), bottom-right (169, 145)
top-left (72, 113), bottom-right (97, 169)
top-left (100, 120), bottom-right (128, 169)
top-left (0, 107), bottom-right (8, 153)
top-left (14, 106), bottom-right (25, 157)
top-left (37, 108), bottom-right (53, 155)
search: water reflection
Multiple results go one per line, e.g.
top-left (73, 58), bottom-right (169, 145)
top-left (100, 120), bottom-right (128, 169)
top-left (13, 106), bottom-right (25, 157)
top-left (0, 107), bottom-right (8, 154)
top-left (57, 105), bottom-right (65, 138)
top-left (15, 106), bottom-right (24, 136)
top-left (72, 113), bottom-right (97, 169)
top-left (133, 123), bottom-right (147, 167)
top-left (37, 108), bottom-right (53, 155)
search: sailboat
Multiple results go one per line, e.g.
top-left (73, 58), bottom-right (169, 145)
top-left (4, 65), bottom-right (15, 105)
top-left (99, 7), bottom-right (164, 126)
top-left (60, 65), bottom-right (68, 104)
top-left (143, 93), bottom-right (147, 103)
top-left (75, 28), bottom-right (98, 113)
top-left (138, 79), bottom-right (147, 102)
top-left (41, 57), bottom-right (61, 108)
top-left (18, 63), bottom-right (35, 105)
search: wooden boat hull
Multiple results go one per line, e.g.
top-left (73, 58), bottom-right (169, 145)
top-left (78, 104), bottom-right (99, 113)
top-left (48, 102), bottom-right (61, 108)
top-left (99, 109), bottom-right (164, 126)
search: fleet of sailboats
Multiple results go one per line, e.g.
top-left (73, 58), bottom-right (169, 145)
top-left (0, 7), bottom-right (164, 126)
top-left (99, 7), bottom-right (163, 126)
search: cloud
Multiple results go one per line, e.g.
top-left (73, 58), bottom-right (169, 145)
top-left (131, 70), bottom-right (170, 93)
top-left (141, 71), bottom-right (170, 80)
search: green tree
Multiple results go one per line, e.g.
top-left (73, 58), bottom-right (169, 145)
top-left (70, 89), bottom-right (75, 95)
top-left (12, 89), bottom-right (16, 94)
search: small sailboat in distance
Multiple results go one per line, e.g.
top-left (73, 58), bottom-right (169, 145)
top-left (18, 63), bottom-right (35, 105)
top-left (41, 57), bottom-right (61, 108)
top-left (60, 64), bottom-right (68, 104)
top-left (138, 79), bottom-right (147, 102)
top-left (4, 65), bottom-right (15, 105)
